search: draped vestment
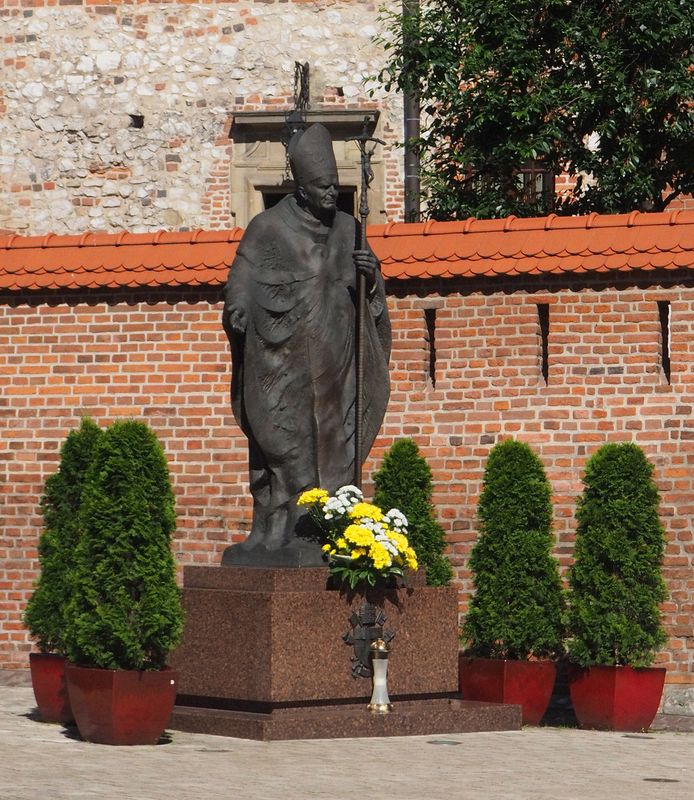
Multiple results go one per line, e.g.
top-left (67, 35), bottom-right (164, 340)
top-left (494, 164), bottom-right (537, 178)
top-left (223, 194), bottom-right (391, 549)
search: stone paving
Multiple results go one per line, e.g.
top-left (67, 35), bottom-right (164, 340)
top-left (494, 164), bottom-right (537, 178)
top-left (1, 683), bottom-right (692, 800)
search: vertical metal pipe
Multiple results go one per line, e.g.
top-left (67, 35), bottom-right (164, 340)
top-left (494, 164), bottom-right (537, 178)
top-left (402, 0), bottom-right (420, 223)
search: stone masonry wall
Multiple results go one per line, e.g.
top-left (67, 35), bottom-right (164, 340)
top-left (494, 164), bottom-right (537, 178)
top-left (1, 277), bottom-right (693, 706)
top-left (0, 0), bottom-right (404, 235)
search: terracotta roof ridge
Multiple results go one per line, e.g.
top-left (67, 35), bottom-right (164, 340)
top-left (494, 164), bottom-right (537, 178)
top-left (1, 212), bottom-right (692, 250)
top-left (369, 210), bottom-right (694, 237)
top-left (0, 228), bottom-right (245, 250)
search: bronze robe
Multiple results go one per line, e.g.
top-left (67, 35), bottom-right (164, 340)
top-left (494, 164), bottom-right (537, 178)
top-left (223, 194), bottom-right (391, 551)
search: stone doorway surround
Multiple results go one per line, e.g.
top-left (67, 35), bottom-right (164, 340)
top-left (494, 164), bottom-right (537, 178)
top-left (230, 110), bottom-right (385, 229)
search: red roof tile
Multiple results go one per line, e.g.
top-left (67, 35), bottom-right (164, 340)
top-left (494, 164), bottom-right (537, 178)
top-left (0, 229), bottom-right (243, 292)
top-left (1, 211), bottom-right (694, 293)
top-left (371, 210), bottom-right (694, 281)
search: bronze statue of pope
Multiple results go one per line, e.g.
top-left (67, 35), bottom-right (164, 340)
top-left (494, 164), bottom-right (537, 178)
top-left (222, 124), bottom-right (391, 566)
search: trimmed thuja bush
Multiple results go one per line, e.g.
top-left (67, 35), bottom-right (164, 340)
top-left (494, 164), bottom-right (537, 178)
top-left (566, 443), bottom-right (667, 668)
top-left (24, 418), bottom-right (103, 654)
top-left (373, 438), bottom-right (453, 586)
top-left (463, 439), bottom-right (564, 659)
top-left (64, 420), bottom-right (184, 671)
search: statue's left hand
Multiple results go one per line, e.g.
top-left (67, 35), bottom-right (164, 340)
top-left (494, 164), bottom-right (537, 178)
top-left (353, 250), bottom-right (379, 292)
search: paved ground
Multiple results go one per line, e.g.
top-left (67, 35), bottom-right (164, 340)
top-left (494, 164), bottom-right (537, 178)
top-left (1, 682), bottom-right (692, 800)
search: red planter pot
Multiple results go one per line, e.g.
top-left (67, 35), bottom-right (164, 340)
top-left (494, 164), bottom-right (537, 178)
top-left (567, 664), bottom-right (666, 732)
top-left (459, 655), bottom-right (557, 725)
top-left (29, 652), bottom-right (74, 725)
top-left (65, 664), bottom-right (178, 745)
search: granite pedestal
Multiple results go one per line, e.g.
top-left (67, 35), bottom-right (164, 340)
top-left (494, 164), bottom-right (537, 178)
top-left (169, 566), bottom-right (521, 740)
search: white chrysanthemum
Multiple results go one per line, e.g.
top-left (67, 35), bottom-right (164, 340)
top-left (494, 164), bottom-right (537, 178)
top-left (334, 485), bottom-right (363, 510)
top-left (384, 509), bottom-right (408, 530)
top-left (374, 526), bottom-right (386, 540)
top-left (336, 484), bottom-right (363, 498)
top-left (375, 535), bottom-right (399, 555)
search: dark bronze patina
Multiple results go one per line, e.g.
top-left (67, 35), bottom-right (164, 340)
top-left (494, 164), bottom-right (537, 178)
top-left (221, 123), bottom-right (391, 567)
top-left (343, 602), bottom-right (395, 679)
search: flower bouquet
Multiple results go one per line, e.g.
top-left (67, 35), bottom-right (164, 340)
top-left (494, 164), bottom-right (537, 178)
top-left (297, 485), bottom-right (418, 589)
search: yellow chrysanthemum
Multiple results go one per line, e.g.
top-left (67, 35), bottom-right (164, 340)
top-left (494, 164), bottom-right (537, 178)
top-left (348, 502), bottom-right (383, 522)
top-left (297, 488), bottom-right (329, 506)
top-left (405, 546), bottom-right (418, 570)
top-left (336, 538), bottom-right (347, 550)
top-left (387, 530), bottom-right (409, 552)
top-left (350, 548), bottom-right (366, 559)
top-left (369, 542), bottom-right (392, 570)
top-left (344, 524), bottom-right (375, 547)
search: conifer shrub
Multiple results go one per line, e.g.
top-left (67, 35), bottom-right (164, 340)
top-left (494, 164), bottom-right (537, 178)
top-left (24, 418), bottom-right (103, 654)
top-left (566, 443), bottom-right (667, 668)
top-left (373, 438), bottom-right (453, 586)
top-left (64, 420), bottom-right (184, 671)
top-left (463, 439), bottom-right (564, 659)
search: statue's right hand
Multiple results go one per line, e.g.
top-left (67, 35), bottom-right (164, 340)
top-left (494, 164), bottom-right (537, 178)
top-left (228, 307), bottom-right (247, 334)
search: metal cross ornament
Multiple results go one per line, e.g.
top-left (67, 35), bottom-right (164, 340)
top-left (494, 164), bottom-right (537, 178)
top-left (281, 61), bottom-right (311, 178)
top-left (348, 116), bottom-right (385, 234)
top-left (343, 601), bottom-right (395, 679)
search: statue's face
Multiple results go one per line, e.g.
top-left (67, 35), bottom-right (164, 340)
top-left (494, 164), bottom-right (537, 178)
top-left (299, 176), bottom-right (339, 219)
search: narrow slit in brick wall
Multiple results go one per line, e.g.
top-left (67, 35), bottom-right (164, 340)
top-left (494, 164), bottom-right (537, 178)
top-left (424, 307), bottom-right (437, 388)
top-left (658, 300), bottom-right (671, 384)
top-left (537, 303), bottom-right (550, 383)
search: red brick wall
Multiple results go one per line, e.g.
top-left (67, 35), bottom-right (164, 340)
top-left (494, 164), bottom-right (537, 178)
top-left (1, 277), bottom-right (693, 685)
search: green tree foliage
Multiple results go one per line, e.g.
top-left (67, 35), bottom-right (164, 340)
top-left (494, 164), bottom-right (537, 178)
top-left (23, 418), bottom-right (103, 654)
top-left (463, 440), bottom-right (564, 659)
top-left (566, 443), bottom-right (667, 668)
top-left (377, 0), bottom-right (694, 218)
top-left (373, 438), bottom-right (454, 586)
top-left (559, 1), bottom-right (694, 215)
top-left (64, 420), bottom-right (184, 671)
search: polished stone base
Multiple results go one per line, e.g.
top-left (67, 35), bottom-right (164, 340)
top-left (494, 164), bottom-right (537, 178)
top-left (170, 695), bottom-right (522, 741)
top-left (169, 565), bottom-right (457, 704)
top-left (168, 565), bottom-right (522, 739)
